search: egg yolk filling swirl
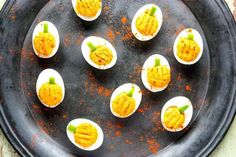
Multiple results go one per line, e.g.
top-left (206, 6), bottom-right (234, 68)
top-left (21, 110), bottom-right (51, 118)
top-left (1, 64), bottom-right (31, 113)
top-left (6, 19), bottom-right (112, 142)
top-left (177, 34), bottom-right (200, 62)
top-left (147, 58), bottom-right (171, 89)
top-left (112, 87), bottom-right (136, 117)
top-left (38, 77), bottom-right (63, 107)
top-left (34, 23), bottom-right (56, 57)
top-left (68, 123), bottom-right (98, 147)
top-left (136, 6), bottom-right (158, 36)
top-left (76, 0), bottom-right (101, 17)
top-left (87, 42), bottom-right (113, 66)
top-left (163, 105), bottom-right (189, 130)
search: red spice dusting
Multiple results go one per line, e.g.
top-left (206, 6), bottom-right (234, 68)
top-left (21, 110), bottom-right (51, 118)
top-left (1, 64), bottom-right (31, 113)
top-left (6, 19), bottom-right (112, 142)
top-left (63, 33), bottom-right (72, 47)
top-left (115, 130), bottom-right (121, 137)
top-left (103, 6), bottom-right (109, 13)
top-left (36, 120), bottom-right (50, 134)
top-left (125, 139), bottom-right (133, 144)
top-left (63, 113), bottom-right (68, 120)
top-left (84, 70), bottom-right (113, 97)
top-left (146, 138), bottom-right (160, 154)
top-left (115, 31), bottom-right (121, 36)
top-left (175, 24), bottom-right (186, 35)
top-left (97, 86), bottom-right (112, 97)
top-left (185, 85), bottom-right (191, 91)
top-left (138, 108), bottom-right (144, 113)
top-left (106, 27), bottom-right (115, 42)
top-left (121, 17), bottom-right (128, 24)
top-left (128, 64), bottom-right (142, 82)
top-left (122, 26), bottom-right (133, 41)
top-left (0, 55), bottom-right (3, 62)
top-left (76, 34), bottom-right (84, 46)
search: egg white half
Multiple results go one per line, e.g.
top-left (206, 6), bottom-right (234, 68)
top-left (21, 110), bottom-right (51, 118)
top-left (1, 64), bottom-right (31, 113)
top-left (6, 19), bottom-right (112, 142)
top-left (110, 83), bottom-right (142, 118)
top-left (173, 28), bottom-right (203, 65)
top-left (81, 36), bottom-right (117, 70)
top-left (36, 69), bottom-right (65, 108)
top-left (141, 54), bottom-right (170, 92)
top-left (131, 4), bottom-right (163, 41)
top-left (161, 96), bottom-right (193, 132)
top-left (72, 0), bottom-right (102, 21)
top-left (32, 21), bottom-right (60, 58)
top-left (66, 118), bottom-right (104, 151)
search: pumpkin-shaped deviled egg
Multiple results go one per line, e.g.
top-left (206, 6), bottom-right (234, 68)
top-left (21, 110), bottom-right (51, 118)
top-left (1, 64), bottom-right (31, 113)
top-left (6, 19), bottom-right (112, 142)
top-left (161, 96), bottom-right (193, 132)
top-left (110, 83), bottom-right (142, 118)
top-left (173, 28), bottom-right (203, 65)
top-left (72, 0), bottom-right (102, 21)
top-left (141, 54), bottom-right (171, 92)
top-left (36, 69), bottom-right (65, 108)
top-left (131, 4), bottom-right (163, 41)
top-left (67, 118), bottom-right (104, 151)
top-left (81, 36), bottom-right (117, 70)
top-left (32, 21), bottom-right (60, 58)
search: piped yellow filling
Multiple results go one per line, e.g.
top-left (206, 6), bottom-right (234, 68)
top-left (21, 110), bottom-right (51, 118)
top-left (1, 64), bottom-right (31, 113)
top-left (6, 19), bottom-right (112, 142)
top-left (177, 37), bottom-right (200, 62)
top-left (136, 9), bottom-right (158, 36)
top-left (90, 46), bottom-right (113, 66)
top-left (112, 92), bottom-right (136, 117)
top-left (147, 66), bottom-right (170, 88)
top-left (74, 123), bottom-right (98, 147)
top-left (76, 0), bottom-right (101, 17)
top-left (34, 32), bottom-right (55, 57)
top-left (163, 106), bottom-right (185, 130)
top-left (38, 83), bottom-right (62, 107)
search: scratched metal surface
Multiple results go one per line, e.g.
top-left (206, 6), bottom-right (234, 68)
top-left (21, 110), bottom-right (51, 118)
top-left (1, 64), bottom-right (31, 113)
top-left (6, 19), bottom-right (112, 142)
top-left (0, 0), bottom-right (235, 157)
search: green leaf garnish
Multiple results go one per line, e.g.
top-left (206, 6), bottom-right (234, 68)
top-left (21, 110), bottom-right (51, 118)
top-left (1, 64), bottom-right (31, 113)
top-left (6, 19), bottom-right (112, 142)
top-left (87, 42), bottom-right (97, 52)
top-left (178, 105), bottom-right (189, 114)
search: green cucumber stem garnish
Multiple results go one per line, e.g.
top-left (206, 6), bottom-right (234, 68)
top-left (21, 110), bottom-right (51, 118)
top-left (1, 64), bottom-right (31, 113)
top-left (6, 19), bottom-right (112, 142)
top-left (178, 105), bottom-right (189, 114)
top-left (68, 125), bottom-right (77, 133)
top-left (187, 34), bottom-right (194, 40)
top-left (44, 23), bottom-right (49, 33)
top-left (87, 42), bottom-right (97, 52)
top-left (155, 58), bottom-right (161, 67)
top-left (49, 77), bottom-right (55, 84)
top-left (127, 87), bottom-right (135, 97)
top-left (150, 6), bottom-right (157, 16)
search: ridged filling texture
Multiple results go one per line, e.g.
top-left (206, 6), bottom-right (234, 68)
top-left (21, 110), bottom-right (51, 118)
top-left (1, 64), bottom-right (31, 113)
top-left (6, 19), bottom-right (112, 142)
top-left (76, 0), bottom-right (101, 17)
top-left (74, 123), bottom-right (98, 147)
top-left (136, 9), bottom-right (158, 36)
top-left (163, 106), bottom-right (185, 129)
top-left (147, 65), bottom-right (170, 88)
top-left (112, 92), bottom-right (136, 117)
top-left (177, 37), bottom-right (200, 62)
top-left (90, 46), bottom-right (113, 66)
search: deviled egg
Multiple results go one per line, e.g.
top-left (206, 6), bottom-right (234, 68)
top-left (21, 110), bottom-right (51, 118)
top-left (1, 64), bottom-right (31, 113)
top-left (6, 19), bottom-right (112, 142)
top-left (131, 4), bottom-right (163, 41)
top-left (32, 21), bottom-right (60, 58)
top-left (110, 83), bottom-right (142, 118)
top-left (81, 36), bottom-right (117, 70)
top-left (67, 118), bottom-right (104, 151)
top-left (36, 69), bottom-right (65, 108)
top-left (72, 0), bottom-right (102, 21)
top-left (161, 96), bottom-right (193, 132)
top-left (141, 54), bottom-right (171, 92)
top-left (173, 28), bottom-right (203, 65)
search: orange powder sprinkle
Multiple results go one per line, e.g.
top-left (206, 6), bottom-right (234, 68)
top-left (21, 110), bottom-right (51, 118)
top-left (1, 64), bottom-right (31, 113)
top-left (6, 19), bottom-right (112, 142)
top-left (146, 138), bottom-right (160, 154)
top-left (107, 27), bottom-right (115, 41)
top-left (138, 108), bottom-right (144, 113)
top-left (121, 17), bottom-right (128, 24)
top-left (185, 85), bottom-right (191, 91)
top-left (175, 24), bottom-right (186, 35)
top-left (115, 130), bottom-right (121, 137)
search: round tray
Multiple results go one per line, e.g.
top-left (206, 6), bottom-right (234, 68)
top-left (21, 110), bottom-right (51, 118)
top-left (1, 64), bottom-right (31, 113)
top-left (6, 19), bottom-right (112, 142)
top-left (0, 0), bottom-right (235, 157)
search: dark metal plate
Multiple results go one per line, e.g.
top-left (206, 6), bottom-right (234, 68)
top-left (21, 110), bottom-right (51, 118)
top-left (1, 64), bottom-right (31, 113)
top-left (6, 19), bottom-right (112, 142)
top-left (0, 0), bottom-right (235, 157)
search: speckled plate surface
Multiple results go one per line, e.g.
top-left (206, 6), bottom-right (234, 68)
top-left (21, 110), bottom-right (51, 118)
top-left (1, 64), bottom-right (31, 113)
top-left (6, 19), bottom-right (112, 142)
top-left (0, 0), bottom-right (235, 157)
